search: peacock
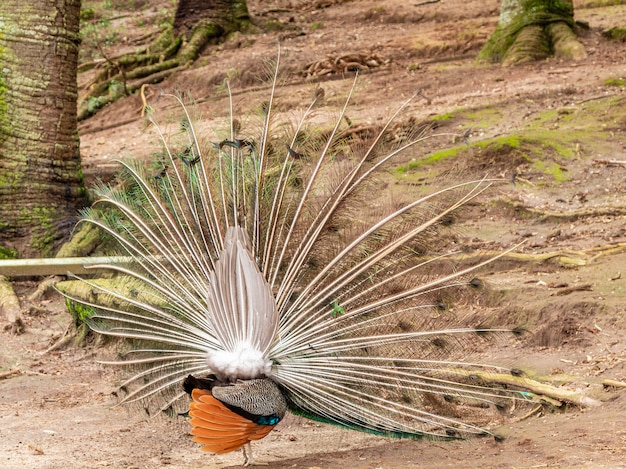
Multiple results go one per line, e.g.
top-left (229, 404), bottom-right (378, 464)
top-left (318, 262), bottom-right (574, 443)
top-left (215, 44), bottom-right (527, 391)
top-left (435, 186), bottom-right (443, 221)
top-left (60, 57), bottom-right (526, 466)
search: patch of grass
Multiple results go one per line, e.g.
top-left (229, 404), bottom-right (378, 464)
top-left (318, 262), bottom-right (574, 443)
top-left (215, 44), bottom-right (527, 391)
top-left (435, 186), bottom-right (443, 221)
top-left (80, 8), bottom-right (96, 21)
top-left (66, 298), bottom-right (96, 323)
top-left (394, 145), bottom-right (467, 175)
top-left (532, 160), bottom-right (568, 182)
top-left (604, 77), bottom-right (626, 87)
top-left (0, 244), bottom-right (18, 260)
top-left (394, 95), bottom-right (626, 187)
top-left (430, 112), bottom-right (454, 122)
top-left (394, 134), bottom-right (572, 183)
top-left (265, 19), bottom-right (285, 31)
top-left (527, 108), bottom-right (559, 127)
top-left (311, 22), bottom-right (323, 31)
top-left (601, 27), bottom-right (626, 41)
top-left (463, 107), bottom-right (503, 129)
top-left (428, 105), bottom-right (503, 130)
top-left (473, 135), bottom-right (524, 151)
top-left (524, 96), bottom-right (626, 155)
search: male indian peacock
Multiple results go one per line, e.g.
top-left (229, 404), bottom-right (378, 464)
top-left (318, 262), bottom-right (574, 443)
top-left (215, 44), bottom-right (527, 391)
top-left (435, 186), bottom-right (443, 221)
top-left (61, 58), bottom-right (525, 465)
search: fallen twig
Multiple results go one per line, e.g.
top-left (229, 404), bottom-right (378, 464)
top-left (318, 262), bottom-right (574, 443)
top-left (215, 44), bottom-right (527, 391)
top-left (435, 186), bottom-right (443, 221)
top-left (0, 368), bottom-right (21, 380)
top-left (42, 321), bottom-right (74, 354)
top-left (499, 197), bottom-right (626, 222)
top-left (555, 283), bottom-right (593, 296)
top-left (303, 52), bottom-right (389, 77)
top-left (448, 246), bottom-right (621, 268)
top-left (512, 404), bottom-right (542, 423)
top-left (593, 159), bottom-right (626, 167)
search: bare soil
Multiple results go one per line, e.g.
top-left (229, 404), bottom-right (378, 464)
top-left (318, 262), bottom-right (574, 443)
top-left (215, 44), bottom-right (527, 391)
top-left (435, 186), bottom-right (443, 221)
top-left (2, 0), bottom-right (626, 468)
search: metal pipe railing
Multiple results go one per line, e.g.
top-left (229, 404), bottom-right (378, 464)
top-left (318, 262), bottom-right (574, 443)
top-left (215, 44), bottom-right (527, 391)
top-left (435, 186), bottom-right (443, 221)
top-left (0, 257), bottom-right (132, 277)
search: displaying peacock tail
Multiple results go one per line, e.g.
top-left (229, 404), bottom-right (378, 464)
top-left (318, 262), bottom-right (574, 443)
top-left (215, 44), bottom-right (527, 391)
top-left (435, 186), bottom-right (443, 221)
top-left (60, 56), bottom-right (526, 465)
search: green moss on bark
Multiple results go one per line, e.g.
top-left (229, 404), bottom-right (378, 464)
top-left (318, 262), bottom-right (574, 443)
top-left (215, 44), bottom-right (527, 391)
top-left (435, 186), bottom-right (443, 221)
top-left (56, 222), bottom-right (103, 258)
top-left (17, 206), bottom-right (66, 257)
top-left (0, 37), bottom-right (7, 140)
top-left (479, 0), bottom-right (585, 65)
top-left (547, 21), bottom-right (587, 59)
top-left (1, 0), bottom-right (85, 258)
top-left (79, 1), bottom-right (255, 120)
top-left (505, 24), bottom-right (551, 65)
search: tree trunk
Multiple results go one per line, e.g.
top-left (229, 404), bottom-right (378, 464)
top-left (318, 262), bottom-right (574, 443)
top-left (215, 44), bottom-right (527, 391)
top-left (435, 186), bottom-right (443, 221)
top-left (79, 0), bottom-right (253, 120)
top-left (0, 0), bottom-right (87, 258)
top-left (479, 0), bottom-right (587, 66)
top-left (174, 0), bottom-right (252, 37)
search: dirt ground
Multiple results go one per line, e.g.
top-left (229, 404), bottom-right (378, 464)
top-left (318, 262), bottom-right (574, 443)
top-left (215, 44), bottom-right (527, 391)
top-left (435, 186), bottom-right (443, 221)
top-left (2, 0), bottom-right (626, 467)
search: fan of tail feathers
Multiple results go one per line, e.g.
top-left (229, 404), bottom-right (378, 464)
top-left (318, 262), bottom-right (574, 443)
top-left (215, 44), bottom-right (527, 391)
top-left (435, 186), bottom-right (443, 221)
top-left (60, 57), bottom-right (526, 462)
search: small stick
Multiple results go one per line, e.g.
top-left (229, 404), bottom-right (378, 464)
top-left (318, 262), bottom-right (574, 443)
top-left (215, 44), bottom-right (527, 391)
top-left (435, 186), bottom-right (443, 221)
top-left (42, 321), bottom-right (74, 355)
top-left (0, 368), bottom-right (21, 380)
top-left (554, 283), bottom-right (593, 296)
top-left (140, 83), bottom-right (149, 117)
top-left (602, 379), bottom-right (626, 388)
top-left (593, 159), bottom-right (626, 167)
top-left (415, 0), bottom-right (440, 6)
top-left (512, 404), bottom-right (542, 423)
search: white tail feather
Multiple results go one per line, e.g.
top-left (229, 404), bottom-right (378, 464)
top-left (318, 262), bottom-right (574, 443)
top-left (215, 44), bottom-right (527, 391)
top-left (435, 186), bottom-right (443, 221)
top-left (58, 59), bottom-right (525, 442)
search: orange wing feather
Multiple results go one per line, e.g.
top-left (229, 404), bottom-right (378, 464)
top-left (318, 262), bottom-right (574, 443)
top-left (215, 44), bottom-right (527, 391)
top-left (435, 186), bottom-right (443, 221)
top-left (189, 388), bottom-right (276, 454)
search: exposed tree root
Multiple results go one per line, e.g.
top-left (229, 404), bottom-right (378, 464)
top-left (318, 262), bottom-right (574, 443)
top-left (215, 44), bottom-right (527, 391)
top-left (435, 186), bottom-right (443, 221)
top-left (0, 275), bottom-right (24, 334)
top-left (57, 276), bottom-right (163, 309)
top-left (602, 379), bottom-right (626, 389)
top-left (547, 21), bottom-right (587, 60)
top-left (36, 222), bottom-right (104, 300)
top-left (78, 21), bottom-right (227, 121)
top-left (0, 368), bottom-right (22, 380)
top-left (28, 276), bottom-right (64, 303)
top-left (452, 243), bottom-right (626, 268)
top-left (503, 24), bottom-right (550, 66)
top-left (479, 1), bottom-right (586, 66)
top-left (454, 369), bottom-right (601, 408)
top-left (502, 21), bottom-right (586, 66)
top-left (56, 223), bottom-right (104, 258)
top-left (498, 197), bottom-right (626, 223)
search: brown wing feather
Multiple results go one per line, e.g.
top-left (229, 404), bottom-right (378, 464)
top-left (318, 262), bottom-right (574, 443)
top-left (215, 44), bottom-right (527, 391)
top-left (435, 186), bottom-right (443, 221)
top-left (189, 388), bottom-right (277, 454)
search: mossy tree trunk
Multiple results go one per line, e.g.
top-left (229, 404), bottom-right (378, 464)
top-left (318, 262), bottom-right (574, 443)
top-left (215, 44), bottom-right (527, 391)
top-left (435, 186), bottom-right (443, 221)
top-left (0, 0), bottom-right (87, 259)
top-left (79, 0), bottom-right (253, 120)
top-left (173, 0), bottom-right (252, 37)
top-left (479, 0), bottom-right (587, 66)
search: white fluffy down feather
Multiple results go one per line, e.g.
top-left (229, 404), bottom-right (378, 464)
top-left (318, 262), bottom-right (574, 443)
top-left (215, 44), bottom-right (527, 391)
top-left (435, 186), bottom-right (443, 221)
top-left (206, 346), bottom-right (273, 380)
